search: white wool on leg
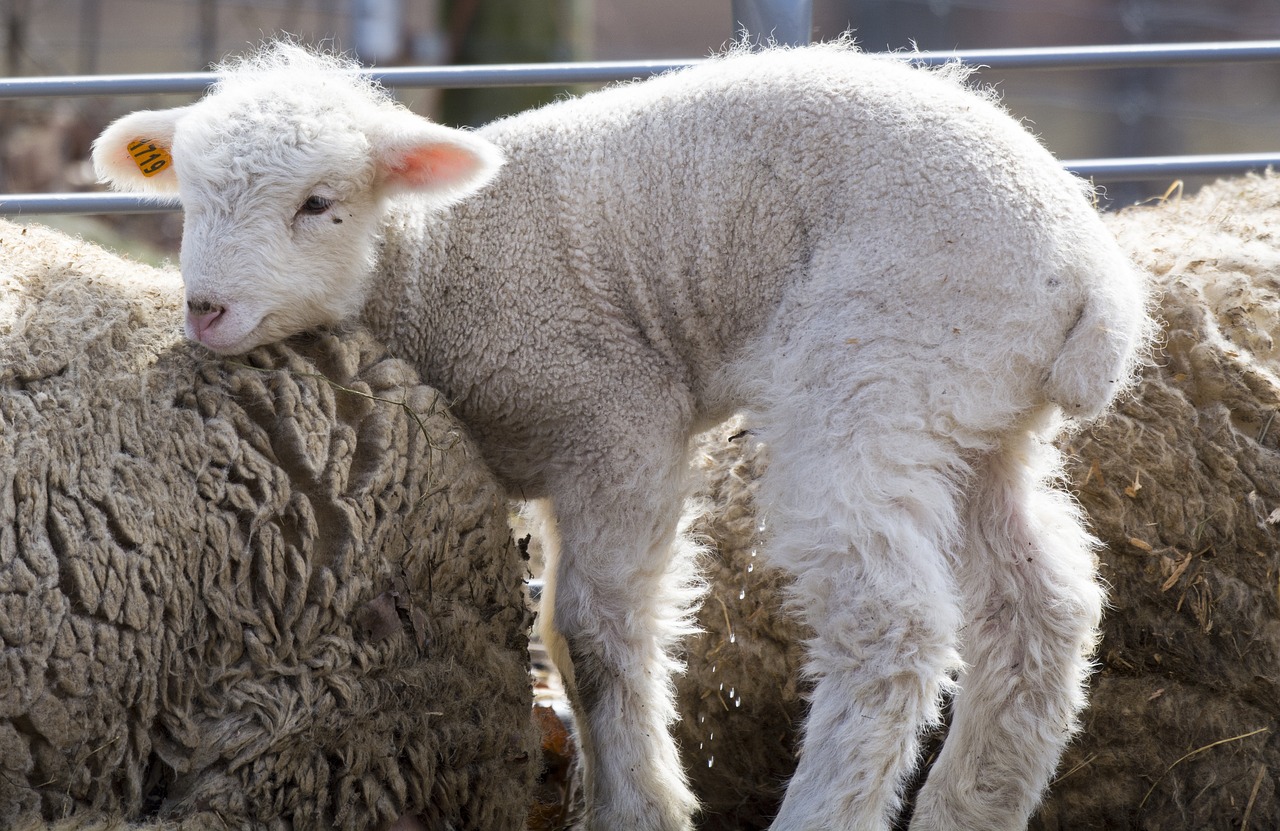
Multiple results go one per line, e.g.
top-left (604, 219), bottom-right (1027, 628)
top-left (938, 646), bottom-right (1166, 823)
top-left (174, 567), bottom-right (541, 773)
top-left (910, 419), bottom-right (1104, 831)
top-left (772, 547), bottom-right (963, 831)
top-left (538, 425), bottom-right (705, 831)
top-left (754, 391), bottom-right (970, 829)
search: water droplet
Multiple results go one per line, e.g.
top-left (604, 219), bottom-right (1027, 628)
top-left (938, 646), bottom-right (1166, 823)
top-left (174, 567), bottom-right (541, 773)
top-left (719, 682), bottom-right (724, 691)
top-left (708, 756), bottom-right (715, 768)
top-left (747, 563), bottom-right (754, 572)
top-left (757, 518), bottom-right (767, 534)
top-left (749, 548), bottom-right (758, 558)
top-left (729, 687), bottom-right (735, 698)
top-left (699, 742), bottom-right (704, 750)
top-left (738, 588), bottom-right (745, 600)
top-left (699, 714), bottom-right (705, 724)
top-left (711, 664), bottom-right (716, 674)
top-left (735, 697), bottom-right (742, 708)
top-left (729, 632), bottom-right (736, 644)
top-left (709, 732), bottom-right (714, 741)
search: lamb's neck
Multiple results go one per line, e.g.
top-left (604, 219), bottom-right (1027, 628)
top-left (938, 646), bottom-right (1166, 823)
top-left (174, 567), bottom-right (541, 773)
top-left (361, 198), bottom-right (539, 488)
top-left (361, 201), bottom-right (452, 358)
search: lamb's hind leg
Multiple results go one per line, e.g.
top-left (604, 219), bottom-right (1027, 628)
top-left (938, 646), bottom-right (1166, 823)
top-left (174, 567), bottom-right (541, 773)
top-left (910, 419), bottom-right (1104, 830)
top-left (759, 418), bottom-right (968, 831)
top-left (536, 428), bottom-right (702, 831)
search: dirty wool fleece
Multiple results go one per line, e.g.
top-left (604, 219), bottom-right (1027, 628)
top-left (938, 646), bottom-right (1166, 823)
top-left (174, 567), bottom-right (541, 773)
top-left (0, 221), bottom-right (537, 830)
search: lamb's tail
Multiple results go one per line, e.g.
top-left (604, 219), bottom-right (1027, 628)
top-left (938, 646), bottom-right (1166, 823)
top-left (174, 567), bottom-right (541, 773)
top-left (1045, 246), bottom-right (1152, 421)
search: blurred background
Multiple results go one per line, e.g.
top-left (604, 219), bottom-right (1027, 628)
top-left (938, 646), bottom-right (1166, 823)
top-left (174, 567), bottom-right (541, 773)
top-left (2, 0), bottom-right (1279, 256)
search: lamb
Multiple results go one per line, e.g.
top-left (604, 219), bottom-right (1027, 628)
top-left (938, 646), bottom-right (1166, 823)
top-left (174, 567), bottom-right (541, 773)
top-left (0, 220), bottom-right (538, 830)
top-left (92, 41), bottom-right (1151, 831)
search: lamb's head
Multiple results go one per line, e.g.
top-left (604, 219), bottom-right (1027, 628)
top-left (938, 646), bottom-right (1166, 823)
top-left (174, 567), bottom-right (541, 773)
top-left (92, 45), bottom-right (503, 354)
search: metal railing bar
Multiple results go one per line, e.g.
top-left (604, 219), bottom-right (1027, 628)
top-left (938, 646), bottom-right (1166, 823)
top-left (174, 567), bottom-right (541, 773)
top-left (0, 60), bottom-right (697, 99)
top-left (0, 193), bottom-right (182, 214)
top-left (914, 39), bottom-right (1280, 70)
top-left (1064, 152), bottom-right (1280, 181)
top-left (3, 40), bottom-right (1280, 99)
top-left (3, 152), bottom-right (1277, 215)
top-left (0, 72), bottom-right (216, 99)
top-left (373, 60), bottom-right (694, 89)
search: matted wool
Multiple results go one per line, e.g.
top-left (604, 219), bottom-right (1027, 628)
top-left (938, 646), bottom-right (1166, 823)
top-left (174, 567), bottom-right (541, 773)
top-left (0, 221), bottom-right (537, 830)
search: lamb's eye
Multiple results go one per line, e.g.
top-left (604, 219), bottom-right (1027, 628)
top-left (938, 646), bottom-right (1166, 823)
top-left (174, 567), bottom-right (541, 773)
top-left (299, 195), bottom-right (332, 216)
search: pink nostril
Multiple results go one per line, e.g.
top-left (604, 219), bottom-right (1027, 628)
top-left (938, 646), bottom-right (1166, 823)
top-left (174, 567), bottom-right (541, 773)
top-left (187, 300), bottom-right (226, 339)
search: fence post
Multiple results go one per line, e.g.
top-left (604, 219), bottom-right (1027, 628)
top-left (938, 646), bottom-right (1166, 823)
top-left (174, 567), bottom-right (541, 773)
top-left (732, 0), bottom-right (813, 47)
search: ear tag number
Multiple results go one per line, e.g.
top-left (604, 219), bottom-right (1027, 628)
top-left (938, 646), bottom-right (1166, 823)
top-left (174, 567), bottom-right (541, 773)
top-left (127, 138), bottom-right (172, 177)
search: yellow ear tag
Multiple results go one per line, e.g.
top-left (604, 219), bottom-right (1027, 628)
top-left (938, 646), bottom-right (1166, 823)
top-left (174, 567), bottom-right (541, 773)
top-left (127, 138), bottom-right (172, 178)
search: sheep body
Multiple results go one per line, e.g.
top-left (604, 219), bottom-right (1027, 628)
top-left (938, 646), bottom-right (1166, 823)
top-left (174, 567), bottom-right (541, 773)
top-left (0, 220), bottom-right (537, 830)
top-left (94, 43), bottom-right (1150, 831)
top-left (675, 173), bottom-right (1280, 829)
top-left (1045, 173), bottom-right (1280, 829)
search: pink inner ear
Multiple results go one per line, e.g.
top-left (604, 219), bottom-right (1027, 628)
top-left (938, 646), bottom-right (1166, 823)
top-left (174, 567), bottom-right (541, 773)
top-left (386, 142), bottom-right (480, 190)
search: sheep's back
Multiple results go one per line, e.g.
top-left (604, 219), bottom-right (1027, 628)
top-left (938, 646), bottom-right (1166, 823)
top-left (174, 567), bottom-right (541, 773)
top-left (0, 221), bottom-right (537, 829)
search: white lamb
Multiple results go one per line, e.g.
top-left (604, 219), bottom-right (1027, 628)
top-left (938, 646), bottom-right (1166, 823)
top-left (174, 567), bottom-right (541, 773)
top-left (93, 42), bottom-right (1150, 831)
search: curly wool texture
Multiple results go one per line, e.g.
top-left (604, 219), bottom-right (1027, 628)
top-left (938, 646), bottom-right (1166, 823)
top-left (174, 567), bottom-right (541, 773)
top-left (0, 221), bottom-right (537, 830)
top-left (674, 173), bottom-right (1280, 830)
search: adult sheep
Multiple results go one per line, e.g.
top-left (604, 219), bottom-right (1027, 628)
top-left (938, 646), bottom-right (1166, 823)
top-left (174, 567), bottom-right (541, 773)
top-left (675, 173), bottom-right (1280, 829)
top-left (93, 42), bottom-right (1150, 831)
top-left (0, 220), bottom-right (537, 830)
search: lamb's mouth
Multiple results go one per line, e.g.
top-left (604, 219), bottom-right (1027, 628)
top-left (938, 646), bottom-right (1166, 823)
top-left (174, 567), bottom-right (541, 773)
top-left (209, 313), bottom-right (348, 357)
top-left (190, 312), bottom-right (272, 356)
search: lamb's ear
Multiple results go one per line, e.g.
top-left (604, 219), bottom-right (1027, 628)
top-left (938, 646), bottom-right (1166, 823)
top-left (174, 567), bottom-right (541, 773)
top-left (92, 107), bottom-right (187, 193)
top-left (370, 112), bottom-right (505, 206)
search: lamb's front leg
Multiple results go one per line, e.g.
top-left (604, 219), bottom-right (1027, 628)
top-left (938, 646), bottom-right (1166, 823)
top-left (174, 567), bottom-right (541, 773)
top-left (535, 435), bottom-right (702, 831)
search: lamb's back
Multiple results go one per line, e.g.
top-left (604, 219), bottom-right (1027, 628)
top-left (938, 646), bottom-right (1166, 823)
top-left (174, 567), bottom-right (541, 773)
top-left (474, 44), bottom-right (1097, 349)
top-left (389, 45), bottom-right (1123, 475)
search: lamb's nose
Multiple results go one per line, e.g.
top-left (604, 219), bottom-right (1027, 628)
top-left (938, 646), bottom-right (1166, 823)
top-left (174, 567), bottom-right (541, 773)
top-left (186, 300), bottom-right (226, 339)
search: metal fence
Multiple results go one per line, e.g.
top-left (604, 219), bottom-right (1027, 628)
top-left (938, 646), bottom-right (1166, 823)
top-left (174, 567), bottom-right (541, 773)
top-left (3, 37), bottom-right (1280, 215)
